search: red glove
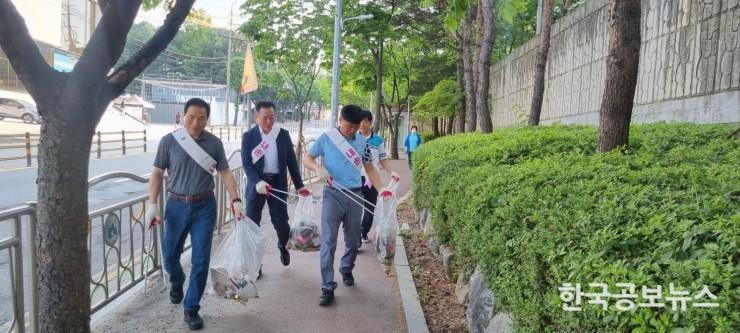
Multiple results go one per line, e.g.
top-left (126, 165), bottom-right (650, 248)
top-left (379, 188), bottom-right (393, 201)
top-left (265, 183), bottom-right (273, 197)
top-left (297, 187), bottom-right (312, 197)
top-left (390, 171), bottom-right (401, 183)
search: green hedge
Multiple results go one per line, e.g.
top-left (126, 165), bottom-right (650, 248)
top-left (419, 131), bottom-right (438, 144)
top-left (412, 124), bottom-right (739, 332)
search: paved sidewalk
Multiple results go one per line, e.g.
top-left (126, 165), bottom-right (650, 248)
top-left (92, 158), bottom-right (412, 333)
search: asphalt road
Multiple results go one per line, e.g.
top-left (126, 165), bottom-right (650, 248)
top-left (0, 126), bottom-right (327, 327)
top-left (0, 141), bottom-right (243, 326)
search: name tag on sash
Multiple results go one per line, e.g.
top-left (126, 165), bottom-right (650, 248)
top-left (251, 127), bottom-right (280, 164)
top-left (172, 128), bottom-right (217, 175)
top-left (251, 140), bottom-right (270, 163)
top-left (326, 128), bottom-right (364, 174)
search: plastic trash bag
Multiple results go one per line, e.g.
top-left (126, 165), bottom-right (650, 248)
top-left (373, 195), bottom-right (398, 270)
top-left (209, 217), bottom-right (266, 304)
top-left (288, 196), bottom-right (321, 252)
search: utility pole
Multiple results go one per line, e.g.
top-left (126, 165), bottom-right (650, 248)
top-left (225, 4), bottom-right (234, 127)
top-left (329, 0), bottom-right (343, 127)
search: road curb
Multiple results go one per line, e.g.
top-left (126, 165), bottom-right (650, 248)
top-left (395, 192), bottom-right (430, 333)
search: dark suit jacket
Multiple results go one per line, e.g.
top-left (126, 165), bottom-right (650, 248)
top-left (241, 126), bottom-right (305, 200)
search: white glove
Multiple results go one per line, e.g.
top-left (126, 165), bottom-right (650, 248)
top-left (255, 180), bottom-right (270, 195)
top-left (231, 198), bottom-right (245, 221)
top-left (316, 166), bottom-right (330, 180)
top-left (145, 203), bottom-right (161, 229)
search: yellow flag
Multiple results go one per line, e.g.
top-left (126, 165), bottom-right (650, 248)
top-left (240, 45), bottom-right (258, 94)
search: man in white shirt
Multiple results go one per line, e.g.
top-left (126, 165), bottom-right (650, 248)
top-left (241, 101), bottom-right (310, 270)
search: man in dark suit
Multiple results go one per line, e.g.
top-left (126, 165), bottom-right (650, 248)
top-left (241, 101), bottom-right (311, 268)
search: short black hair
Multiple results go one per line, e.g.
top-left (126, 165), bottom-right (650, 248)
top-left (255, 101), bottom-right (276, 112)
top-left (411, 125), bottom-right (418, 130)
top-left (361, 110), bottom-right (373, 122)
top-left (340, 104), bottom-right (365, 124)
top-left (184, 98), bottom-right (210, 118)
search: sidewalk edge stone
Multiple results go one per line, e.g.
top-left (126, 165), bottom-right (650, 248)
top-left (395, 192), bottom-right (430, 333)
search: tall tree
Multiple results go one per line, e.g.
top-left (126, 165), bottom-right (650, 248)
top-left (476, 0), bottom-right (496, 133)
top-left (455, 32), bottom-right (467, 133)
top-left (242, 0), bottom-right (331, 158)
top-left (0, 1), bottom-right (195, 331)
top-left (528, 0), bottom-right (553, 126)
top-left (597, 0), bottom-right (641, 152)
top-left (561, 0), bottom-right (572, 15)
top-left (462, 5), bottom-right (477, 132)
top-left (415, 78), bottom-right (460, 135)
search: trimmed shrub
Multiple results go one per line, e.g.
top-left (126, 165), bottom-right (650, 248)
top-left (413, 123), bottom-right (739, 332)
top-left (419, 131), bottom-right (438, 144)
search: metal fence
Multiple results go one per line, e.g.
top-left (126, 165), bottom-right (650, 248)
top-left (206, 126), bottom-right (246, 143)
top-left (0, 204), bottom-right (38, 333)
top-left (0, 130), bottom-right (148, 167)
top-left (0, 143), bottom-right (320, 332)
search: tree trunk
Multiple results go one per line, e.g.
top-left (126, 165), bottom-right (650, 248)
top-left (446, 116), bottom-right (454, 135)
top-left (233, 94), bottom-right (240, 126)
top-left (463, 5), bottom-right (477, 132)
top-left (562, 0), bottom-right (572, 16)
top-left (36, 99), bottom-right (96, 332)
top-left (528, 0), bottom-right (553, 126)
top-left (373, 39), bottom-right (384, 132)
top-left (455, 38), bottom-right (466, 134)
top-left (389, 118), bottom-right (399, 159)
top-left (476, 0), bottom-right (496, 133)
top-left (598, 0), bottom-right (641, 152)
top-left (1, 0), bottom-right (199, 331)
top-left (432, 117), bottom-right (440, 136)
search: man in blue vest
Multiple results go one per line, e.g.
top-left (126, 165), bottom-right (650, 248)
top-left (303, 105), bottom-right (393, 306)
top-left (241, 101), bottom-right (310, 271)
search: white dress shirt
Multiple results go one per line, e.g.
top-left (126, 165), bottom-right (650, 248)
top-left (260, 126), bottom-right (280, 174)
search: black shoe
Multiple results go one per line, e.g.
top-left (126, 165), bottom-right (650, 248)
top-left (342, 272), bottom-right (355, 286)
top-left (183, 310), bottom-right (204, 330)
top-left (280, 246), bottom-right (290, 266)
top-left (318, 288), bottom-right (334, 306)
top-left (170, 285), bottom-right (183, 304)
top-left (361, 234), bottom-right (370, 243)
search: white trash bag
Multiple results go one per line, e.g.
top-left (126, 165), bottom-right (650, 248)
top-left (373, 179), bottom-right (401, 271)
top-left (209, 217), bottom-right (266, 304)
top-left (288, 196), bottom-right (321, 252)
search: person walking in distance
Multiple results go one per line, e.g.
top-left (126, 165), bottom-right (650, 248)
top-left (403, 125), bottom-right (422, 168)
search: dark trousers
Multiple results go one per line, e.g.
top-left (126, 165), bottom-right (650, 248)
top-left (360, 176), bottom-right (378, 237)
top-left (246, 176), bottom-right (290, 248)
top-left (407, 151), bottom-right (414, 168)
top-left (163, 195), bottom-right (217, 312)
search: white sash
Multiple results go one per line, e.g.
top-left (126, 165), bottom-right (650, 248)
top-left (251, 140), bottom-right (271, 163)
top-left (172, 128), bottom-right (217, 175)
top-left (251, 127), bottom-right (280, 163)
top-left (326, 128), bottom-right (364, 174)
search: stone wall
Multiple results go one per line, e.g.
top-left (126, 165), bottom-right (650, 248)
top-left (490, 0), bottom-right (740, 128)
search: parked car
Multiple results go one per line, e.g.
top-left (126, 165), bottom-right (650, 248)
top-left (0, 97), bottom-right (40, 123)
